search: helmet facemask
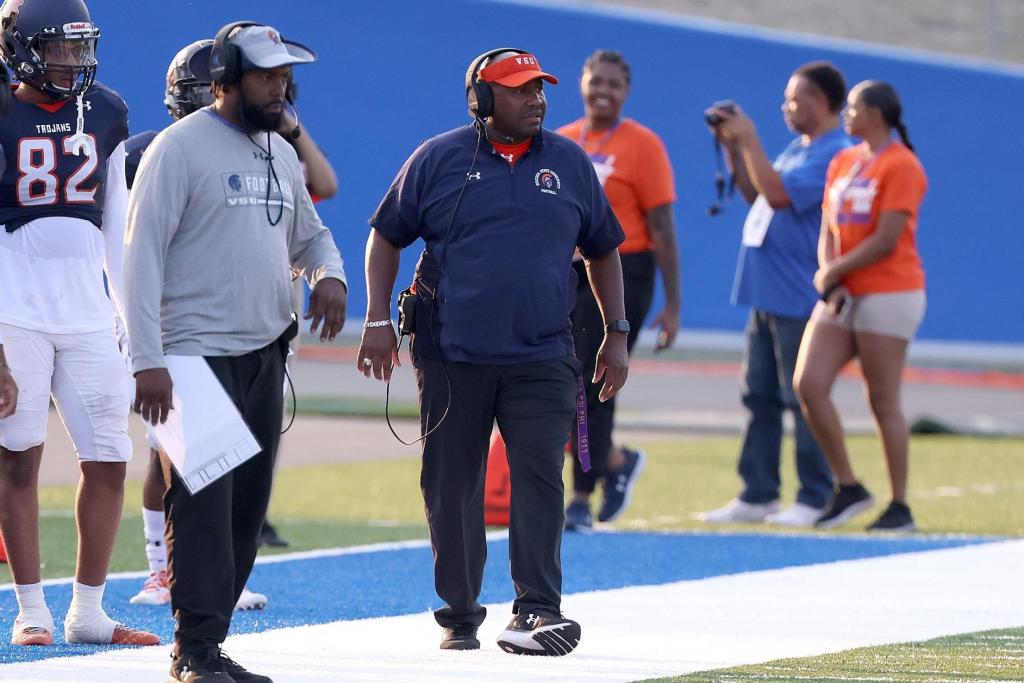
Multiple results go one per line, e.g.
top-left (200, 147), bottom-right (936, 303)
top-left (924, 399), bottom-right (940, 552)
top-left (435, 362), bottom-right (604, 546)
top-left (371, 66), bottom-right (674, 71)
top-left (31, 28), bottom-right (98, 100)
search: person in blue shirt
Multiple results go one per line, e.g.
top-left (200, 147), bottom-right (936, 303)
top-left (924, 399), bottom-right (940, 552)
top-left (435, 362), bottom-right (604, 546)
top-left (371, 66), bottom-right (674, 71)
top-left (698, 62), bottom-right (853, 528)
top-left (359, 48), bottom-right (629, 657)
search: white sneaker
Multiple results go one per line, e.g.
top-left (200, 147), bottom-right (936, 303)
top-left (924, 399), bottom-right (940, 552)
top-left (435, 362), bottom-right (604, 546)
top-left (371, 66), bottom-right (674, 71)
top-left (129, 570), bottom-right (170, 606)
top-left (766, 502), bottom-right (826, 528)
top-left (695, 498), bottom-right (780, 524)
top-left (235, 587), bottom-right (268, 611)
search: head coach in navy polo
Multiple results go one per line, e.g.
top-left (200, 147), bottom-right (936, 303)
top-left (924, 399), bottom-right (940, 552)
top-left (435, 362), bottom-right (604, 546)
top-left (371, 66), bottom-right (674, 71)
top-left (358, 49), bottom-right (629, 656)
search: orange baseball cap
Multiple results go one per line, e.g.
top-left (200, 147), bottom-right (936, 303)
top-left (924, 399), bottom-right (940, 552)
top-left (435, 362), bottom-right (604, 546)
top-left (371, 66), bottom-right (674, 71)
top-left (478, 53), bottom-right (558, 87)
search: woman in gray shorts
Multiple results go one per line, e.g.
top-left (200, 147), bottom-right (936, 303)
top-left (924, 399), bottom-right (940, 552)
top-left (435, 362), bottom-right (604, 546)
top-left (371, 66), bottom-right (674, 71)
top-left (793, 80), bottom-right (928, 532)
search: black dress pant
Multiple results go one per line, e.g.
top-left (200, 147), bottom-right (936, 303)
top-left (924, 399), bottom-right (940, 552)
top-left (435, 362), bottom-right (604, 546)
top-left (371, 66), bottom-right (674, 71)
top-left (570, 251), bottom-right (655, 493)
top-left (416, 356), bottom-right (578, 628)
top-left (164, 334), bottom-right (287, 651)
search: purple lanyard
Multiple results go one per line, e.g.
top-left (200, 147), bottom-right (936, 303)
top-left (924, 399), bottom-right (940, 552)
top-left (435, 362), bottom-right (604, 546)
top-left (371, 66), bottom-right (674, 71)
top-left (576, 375), bottom-right (591, 472)
top-left (576, 120), bottom-right (620, 161)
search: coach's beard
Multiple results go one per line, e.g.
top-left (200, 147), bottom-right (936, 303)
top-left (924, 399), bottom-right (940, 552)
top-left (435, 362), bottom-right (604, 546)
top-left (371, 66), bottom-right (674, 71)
top-left (238, 92), bottom-right (283, 134)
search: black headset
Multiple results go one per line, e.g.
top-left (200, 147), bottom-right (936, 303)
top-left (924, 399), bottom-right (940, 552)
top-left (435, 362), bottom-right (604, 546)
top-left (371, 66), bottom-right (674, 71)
top-left (465, 47), bottom-right (527, 120)
top-left (209, 20), bottom-right (260, 86)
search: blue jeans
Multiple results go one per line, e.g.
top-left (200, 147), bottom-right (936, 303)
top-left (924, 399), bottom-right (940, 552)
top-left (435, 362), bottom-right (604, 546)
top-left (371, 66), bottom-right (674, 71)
top-left (737, 310), bottom-right (833, 509)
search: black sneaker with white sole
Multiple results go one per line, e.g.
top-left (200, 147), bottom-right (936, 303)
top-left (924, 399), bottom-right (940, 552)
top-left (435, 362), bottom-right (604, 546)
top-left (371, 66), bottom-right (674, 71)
top-left (815, 482), bottom-right (875, 529)
top-left (867, 501), bottom-right (916, 532)
top-left (439, 623), bottom-right (480, 650)
top-left (598, 447), bottom-right (646, 523)
top-left (497, 612), bottom-right (581, 656)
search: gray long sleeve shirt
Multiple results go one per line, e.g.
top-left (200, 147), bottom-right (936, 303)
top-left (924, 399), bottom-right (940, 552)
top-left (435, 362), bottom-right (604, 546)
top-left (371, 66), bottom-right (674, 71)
top-left (123, 108), bottom-right (346, 372)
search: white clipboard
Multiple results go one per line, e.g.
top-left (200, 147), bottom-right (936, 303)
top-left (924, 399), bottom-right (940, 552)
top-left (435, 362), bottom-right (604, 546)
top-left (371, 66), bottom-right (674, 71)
top-left (742, 195), bottom-right (775, 247)
top-left (149, 355), bottom-right (261, 495)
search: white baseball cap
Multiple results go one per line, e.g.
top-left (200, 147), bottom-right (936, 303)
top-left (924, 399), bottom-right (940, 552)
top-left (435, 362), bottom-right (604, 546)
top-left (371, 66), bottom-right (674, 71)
top-left (232, 25), bottom-right (315, 70)
top-left (190, 24), bottom-right (316, 80)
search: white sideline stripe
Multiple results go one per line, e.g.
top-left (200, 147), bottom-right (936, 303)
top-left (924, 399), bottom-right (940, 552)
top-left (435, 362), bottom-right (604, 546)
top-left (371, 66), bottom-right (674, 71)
top-left (0, 531), bottom-right (510, 591)
top-left (2, 540), bottom-right (1021, 682)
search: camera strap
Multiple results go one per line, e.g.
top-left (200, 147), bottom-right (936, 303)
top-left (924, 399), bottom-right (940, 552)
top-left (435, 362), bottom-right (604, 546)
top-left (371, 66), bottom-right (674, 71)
top-left (711, 137), bottom-right (736, 213)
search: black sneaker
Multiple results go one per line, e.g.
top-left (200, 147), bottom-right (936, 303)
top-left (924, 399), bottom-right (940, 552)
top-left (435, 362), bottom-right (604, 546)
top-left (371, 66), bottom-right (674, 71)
top-left (598, 447), bottom-right (646, 522)
top-left (167, 648), bottom-right (233, 683)
top-left (815, 483), bottom-right (875, 529)
top-left (497, 612), bottom-right (581, 656)
top-left (439, 623), bottom-right (480, 650)
top-left (259, 520), bottom-right (289, 548)
top-left (867, 501), bottom-right (916, 532)
top-left (564, 501), bottom-right (593, 532)
top-left (216, 648), bottom-right (273, 682)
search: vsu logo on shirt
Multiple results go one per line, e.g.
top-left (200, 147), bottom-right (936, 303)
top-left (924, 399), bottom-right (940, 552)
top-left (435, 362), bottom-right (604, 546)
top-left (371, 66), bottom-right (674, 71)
top-left (534, 168), bottom-right (561, 195)
top-left (221, 171), bottom-right (293, 211)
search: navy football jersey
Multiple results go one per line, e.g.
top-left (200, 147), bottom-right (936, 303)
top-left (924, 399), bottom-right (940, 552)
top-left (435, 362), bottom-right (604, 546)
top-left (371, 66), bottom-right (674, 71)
top-left (0, 82), bottom-right (129, 233)
top-left (125, 129), bottom-right (157, 190)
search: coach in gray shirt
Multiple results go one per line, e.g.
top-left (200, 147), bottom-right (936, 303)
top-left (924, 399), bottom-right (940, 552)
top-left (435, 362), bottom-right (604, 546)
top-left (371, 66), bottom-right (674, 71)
top-left (124, 22), bottom-right (346, 683)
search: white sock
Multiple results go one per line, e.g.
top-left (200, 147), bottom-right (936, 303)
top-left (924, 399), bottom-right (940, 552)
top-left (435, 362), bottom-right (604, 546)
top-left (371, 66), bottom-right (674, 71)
top-left (65, 582), bottom-right (116, 644)
top-left (13, 583), bottom-right (54, 633)
top-left (142, 507), bottom-right (167, 574)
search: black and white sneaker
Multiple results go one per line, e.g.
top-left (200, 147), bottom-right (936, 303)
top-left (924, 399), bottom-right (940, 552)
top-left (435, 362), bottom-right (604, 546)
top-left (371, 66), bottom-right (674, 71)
top-left (598, 447), bottom-right (646, 523)
top-left (815, 482), bottom-right (875, 529)
top-left (867, 501), bottom-right (916, 532)
top-left (497, 612), bottom-right (581, 656)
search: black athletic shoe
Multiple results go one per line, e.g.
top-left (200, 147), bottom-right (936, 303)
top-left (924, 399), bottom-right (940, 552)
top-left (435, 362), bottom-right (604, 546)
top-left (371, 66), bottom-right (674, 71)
top-left (815, 483), bottom-right (875, 529)
top-left (259, 520), bottom-right (289, 548)
top-left (497, 612), bottom-right (581, 656)
top-left (439, 623), bottom-right (480, 650)
top-left (598, 447), bottom-right (646, 522)
top-left (867, 501), bottom-right (916, 532)
top-left (167, 648), bottom-right (233, 683)
top-left (564, 501), bottom-right (593, 532)
top-left (216, 648), bottom-right (273, 682)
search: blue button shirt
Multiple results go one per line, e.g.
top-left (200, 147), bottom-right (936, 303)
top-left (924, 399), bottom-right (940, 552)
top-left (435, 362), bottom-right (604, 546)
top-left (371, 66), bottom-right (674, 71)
top-left (371, 125), bottom-right (624, 364)
top-left (731, 127), bottom-right (853, 319)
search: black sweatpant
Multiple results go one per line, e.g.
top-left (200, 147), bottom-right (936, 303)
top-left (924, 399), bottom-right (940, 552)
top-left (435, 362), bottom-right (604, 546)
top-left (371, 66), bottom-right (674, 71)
top-left (164, 334), bottom-right (287, 651)
top-left (416, 356), bottom-right (578, 628)
top-left (570, 251), bottom-right (655, 494)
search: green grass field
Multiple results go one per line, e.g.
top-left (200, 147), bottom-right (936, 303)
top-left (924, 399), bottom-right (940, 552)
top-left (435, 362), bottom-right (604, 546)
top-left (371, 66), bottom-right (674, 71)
top-left (2, 433), bottom-right (1021, 680)
top-left (656, 627), bottom-right (1024, 682)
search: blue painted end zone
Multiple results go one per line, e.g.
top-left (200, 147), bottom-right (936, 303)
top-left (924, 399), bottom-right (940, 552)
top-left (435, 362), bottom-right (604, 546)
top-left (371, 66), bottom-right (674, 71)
top-left (0, 531), bottom-right (990, 664)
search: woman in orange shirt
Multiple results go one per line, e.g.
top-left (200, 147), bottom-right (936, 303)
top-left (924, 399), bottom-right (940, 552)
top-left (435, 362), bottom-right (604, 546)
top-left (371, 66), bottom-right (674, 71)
top-left (557, 50), bottom-right (681, 530)
top-left (794, 81), bottom-right (927, 532)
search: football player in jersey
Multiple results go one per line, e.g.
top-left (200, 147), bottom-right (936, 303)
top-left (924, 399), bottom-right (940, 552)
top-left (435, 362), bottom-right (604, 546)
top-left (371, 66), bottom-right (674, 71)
top-left (0, 0), bottom-right (158, 647)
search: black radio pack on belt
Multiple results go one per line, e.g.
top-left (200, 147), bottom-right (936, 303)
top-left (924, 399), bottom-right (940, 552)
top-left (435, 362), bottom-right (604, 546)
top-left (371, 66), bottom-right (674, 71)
top-left (397, 286), bottom-right (416, 335)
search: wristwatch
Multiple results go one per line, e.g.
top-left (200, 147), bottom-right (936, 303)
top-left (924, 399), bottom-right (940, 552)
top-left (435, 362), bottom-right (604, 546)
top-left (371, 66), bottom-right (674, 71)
top-left (605, 319), bottom-right (630, 334)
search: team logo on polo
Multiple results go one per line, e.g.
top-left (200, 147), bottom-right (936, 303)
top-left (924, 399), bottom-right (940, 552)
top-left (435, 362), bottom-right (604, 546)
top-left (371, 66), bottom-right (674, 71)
top-left (535, 169), bottom-right (560, 195)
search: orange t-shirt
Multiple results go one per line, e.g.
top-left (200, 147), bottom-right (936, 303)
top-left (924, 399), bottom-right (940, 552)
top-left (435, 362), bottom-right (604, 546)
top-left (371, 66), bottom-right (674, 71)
top-left (557, 118), bottom-right (676, 254)
top-left (823, 142), bottom-right (928, 296)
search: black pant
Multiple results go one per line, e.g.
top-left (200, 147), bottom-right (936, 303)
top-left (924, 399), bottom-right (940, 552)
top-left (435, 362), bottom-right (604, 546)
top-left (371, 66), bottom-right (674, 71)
top-left (570, 251), bottom-right (655, 494)
top-left (416, 356), bottom-right (578, 628)
top-left (164, 335), bottom-right (287, 651)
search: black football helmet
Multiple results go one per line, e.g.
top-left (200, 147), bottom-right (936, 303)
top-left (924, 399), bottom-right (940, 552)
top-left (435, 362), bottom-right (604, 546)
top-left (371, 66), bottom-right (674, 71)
top-left (164, 39), bottom-right (214, 121)
top-left (0, 0), bottom-right (99, 101)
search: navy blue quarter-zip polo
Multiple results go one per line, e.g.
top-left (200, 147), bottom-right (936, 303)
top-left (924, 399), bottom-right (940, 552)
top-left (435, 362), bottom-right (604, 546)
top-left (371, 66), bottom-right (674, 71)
top-left (371, 123), bottom-right (624, 364)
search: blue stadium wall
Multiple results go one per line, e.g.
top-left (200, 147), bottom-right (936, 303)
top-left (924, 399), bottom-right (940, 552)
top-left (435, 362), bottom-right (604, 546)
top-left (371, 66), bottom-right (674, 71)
top-left (86, 0), bottom-right (1023, 344)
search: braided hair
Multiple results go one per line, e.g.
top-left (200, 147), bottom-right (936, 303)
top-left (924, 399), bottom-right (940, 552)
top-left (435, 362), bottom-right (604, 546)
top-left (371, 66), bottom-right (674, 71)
top-left (859, 80), bottom-right (914, 152)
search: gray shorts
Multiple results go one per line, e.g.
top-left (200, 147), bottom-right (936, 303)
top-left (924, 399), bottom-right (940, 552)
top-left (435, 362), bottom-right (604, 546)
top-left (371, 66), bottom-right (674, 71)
top-left (812, 290), bottom-right (926, 341)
